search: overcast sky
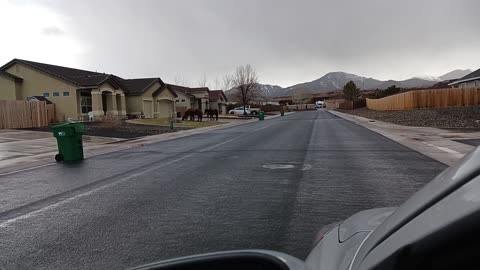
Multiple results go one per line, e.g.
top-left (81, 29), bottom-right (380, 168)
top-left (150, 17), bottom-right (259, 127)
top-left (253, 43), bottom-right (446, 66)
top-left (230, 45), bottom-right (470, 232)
top-left (1, 0), bottom-right (479, 87)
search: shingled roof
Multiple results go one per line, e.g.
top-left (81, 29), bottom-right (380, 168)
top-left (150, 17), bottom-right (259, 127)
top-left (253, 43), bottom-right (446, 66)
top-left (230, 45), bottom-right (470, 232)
top-left (121, 78), bottom-right (158, 95)
top-left (459, 68), bottom-right (480, 81)
top-left (209, 90), bottom-right (228, 102)
top-left (166, 84), bottom-right (195, 97)
top-left (121, 78), bottom-right (176, 97)
top-left (0, 59), bottom-right (174, 96)
top-left (0, 70), bottom-right (23, 81)
top-left (0, 59), bottom-right (120, 87)
top-left (189, 87), bottom-right (210, 93)
top-left (450, 67), bottom-right (480, 85)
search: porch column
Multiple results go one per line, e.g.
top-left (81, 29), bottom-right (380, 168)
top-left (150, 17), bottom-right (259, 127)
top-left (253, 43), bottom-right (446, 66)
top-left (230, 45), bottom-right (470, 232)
top-left (91, 90), bottom-right (104, 117)
top-left (172, 100), bottom-right (176, 119)
top-left (120, 94), bottom-right (127, 116)
top-left (107, 92), bottom-right (118, 115)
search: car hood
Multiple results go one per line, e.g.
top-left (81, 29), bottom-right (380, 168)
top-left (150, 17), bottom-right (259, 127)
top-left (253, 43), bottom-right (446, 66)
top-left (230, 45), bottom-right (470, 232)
top-left (351, 147), bottom-right (480, 269)
top-left (338, 207), bottom-right (396, 242)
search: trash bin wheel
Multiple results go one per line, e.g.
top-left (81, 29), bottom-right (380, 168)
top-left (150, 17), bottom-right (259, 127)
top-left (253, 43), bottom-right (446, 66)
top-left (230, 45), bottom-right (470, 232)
top-left (55, 153), bottom-right (64, 162)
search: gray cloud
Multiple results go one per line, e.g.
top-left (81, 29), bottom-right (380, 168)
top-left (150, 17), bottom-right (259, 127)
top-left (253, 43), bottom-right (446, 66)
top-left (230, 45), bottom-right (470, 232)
top-left (36, 0), bottom-right (480, 87)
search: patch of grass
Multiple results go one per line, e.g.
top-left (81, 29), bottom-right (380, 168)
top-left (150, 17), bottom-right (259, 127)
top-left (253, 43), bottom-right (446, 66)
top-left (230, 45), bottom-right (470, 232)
top-left (130, 118), bottom-right (225, 128)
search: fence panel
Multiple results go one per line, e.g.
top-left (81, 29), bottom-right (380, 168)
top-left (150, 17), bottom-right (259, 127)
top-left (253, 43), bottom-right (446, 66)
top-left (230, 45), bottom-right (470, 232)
top-left (366, 88), bottom-right (480, 111)
top-left (338, 101), bottom-right (353, 110)
top-left (0, 100), bottom-right (49, 129)
top-left (286, 104), bottom-right (315, 111)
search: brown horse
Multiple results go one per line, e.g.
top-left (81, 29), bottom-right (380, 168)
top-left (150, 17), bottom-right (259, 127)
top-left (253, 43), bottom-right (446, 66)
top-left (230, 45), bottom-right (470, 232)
top-left (193, 109), bottom-right (203, 122)
top-left (182, 109), bottom-right (195, 121)
top-left (205, 109), bottom-right (219, 121)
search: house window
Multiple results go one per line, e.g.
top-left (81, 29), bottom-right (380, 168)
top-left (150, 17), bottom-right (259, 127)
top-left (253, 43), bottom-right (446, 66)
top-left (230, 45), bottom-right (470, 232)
top-left (81, 95), bottom-right (92, 114)
top-left (63, 91), bottom-right (70, 96)
top-left (43, 93), bottom-right (50, 97)
top-left (181, 99), bottom-right (185, 102)
top-left (175, 99), bottom-right (179, 102)
top-left (53, 92), bottom-right (59, 97)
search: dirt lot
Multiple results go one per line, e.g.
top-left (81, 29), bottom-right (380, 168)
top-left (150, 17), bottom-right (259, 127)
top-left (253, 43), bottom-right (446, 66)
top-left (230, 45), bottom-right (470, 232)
top-left (337, 106), bottom-right (480, 128)
top-left (25, 121), bottom-right (192, 139)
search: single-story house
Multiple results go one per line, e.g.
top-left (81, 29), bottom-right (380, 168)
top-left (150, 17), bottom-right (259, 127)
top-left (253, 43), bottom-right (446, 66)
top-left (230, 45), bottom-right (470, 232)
top-left (166, 84), bottom-right (196, 114)
top-left (121, 78), bottom-right (177, 119)
top-left (208, 90), bottom-right (228, 114)
top-left (0, 59), bottom-right (176, 121)
top-left (167, 84), bottom-right (229, 115)
top-left (449, 68), bottom-right (480, 88)
top-left (188, 87), bottom-right (210, 112)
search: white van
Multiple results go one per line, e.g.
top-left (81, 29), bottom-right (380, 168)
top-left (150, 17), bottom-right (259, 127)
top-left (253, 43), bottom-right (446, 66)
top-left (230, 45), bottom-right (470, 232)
top-left (315, 100), bottom-right (325, 109)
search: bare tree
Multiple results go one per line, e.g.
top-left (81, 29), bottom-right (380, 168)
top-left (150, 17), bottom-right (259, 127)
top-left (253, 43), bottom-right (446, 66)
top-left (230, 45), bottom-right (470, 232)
top-left (231, 64), bottom-right (260, 115)
top-left (174, 75), bottom-right (190, 87)
top-left (213, 76), bottom-right (221, 90)
top-left (197, 73), bottom-right (208, 88)
top-left (222, 73), bottom-right (233, 91)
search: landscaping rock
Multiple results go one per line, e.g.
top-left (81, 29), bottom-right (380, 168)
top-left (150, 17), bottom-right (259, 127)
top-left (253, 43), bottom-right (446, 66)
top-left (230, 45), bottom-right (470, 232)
top-left (337, 106), bottom-right (480, 128)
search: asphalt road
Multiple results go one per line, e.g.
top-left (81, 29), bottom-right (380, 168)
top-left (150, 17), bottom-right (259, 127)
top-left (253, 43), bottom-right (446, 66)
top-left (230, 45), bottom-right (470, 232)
top-left (0, 110), bottom-right (446, 269)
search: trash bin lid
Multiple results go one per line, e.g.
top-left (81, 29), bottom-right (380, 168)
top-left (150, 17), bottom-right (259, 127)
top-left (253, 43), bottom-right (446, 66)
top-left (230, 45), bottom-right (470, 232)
top-left (50, 122), bottom-right (84, 133)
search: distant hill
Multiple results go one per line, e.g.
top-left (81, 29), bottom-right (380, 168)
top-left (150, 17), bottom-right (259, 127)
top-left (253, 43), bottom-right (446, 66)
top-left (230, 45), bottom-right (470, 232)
top-left (254, 69), bottom-right (472, 97)
top-left (438, 69), bottom-right (472, 80)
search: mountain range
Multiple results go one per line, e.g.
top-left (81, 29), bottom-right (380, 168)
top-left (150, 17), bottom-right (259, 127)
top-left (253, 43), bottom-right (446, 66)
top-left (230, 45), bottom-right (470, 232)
top-left (257, 69), bottom-right (472, 97)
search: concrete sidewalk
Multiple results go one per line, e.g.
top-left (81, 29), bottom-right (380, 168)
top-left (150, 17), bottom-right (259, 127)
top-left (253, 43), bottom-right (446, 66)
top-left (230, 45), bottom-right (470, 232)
top-left (329, 110), bottom-right (479, 166)
top-left (0, 113), bottom-right (291, 175)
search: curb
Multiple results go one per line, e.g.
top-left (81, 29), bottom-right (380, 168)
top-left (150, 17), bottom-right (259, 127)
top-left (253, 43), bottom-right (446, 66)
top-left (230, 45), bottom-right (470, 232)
top-left (0, 115), bottom-right (289, 175)
top-left (328, 110), bottom-right (475, 166)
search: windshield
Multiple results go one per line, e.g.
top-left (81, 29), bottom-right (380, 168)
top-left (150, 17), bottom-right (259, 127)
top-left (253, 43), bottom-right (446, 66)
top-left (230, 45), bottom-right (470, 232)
top-left (0, 1), bottom-right (477, 269)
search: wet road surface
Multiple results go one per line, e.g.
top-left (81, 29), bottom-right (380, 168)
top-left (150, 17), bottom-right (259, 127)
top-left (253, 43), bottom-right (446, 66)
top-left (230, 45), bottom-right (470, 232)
top-left (0, 110), bottom-right (446, 269)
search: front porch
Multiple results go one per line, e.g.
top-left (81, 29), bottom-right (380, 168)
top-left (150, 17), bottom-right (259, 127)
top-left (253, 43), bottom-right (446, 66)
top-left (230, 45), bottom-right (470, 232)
top-left (78, 89), bottom-right (127, 121)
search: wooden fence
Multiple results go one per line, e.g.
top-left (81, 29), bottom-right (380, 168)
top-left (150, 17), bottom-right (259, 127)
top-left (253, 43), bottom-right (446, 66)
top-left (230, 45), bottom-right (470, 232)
top-left (286, 104), bottom-right (315, 111)
top-left (366, 88), bottom-right (480, 111)
top-left (0, 100), bottom-right (50, 128)
top-left (325, 99), bottom-right (354, 109)
top-left (338, 101), bottom-right (354, 110)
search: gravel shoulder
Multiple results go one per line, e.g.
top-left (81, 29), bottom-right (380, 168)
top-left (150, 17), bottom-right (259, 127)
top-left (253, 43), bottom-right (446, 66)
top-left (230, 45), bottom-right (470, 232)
top-left (337, 106), bottom-right (480, 129)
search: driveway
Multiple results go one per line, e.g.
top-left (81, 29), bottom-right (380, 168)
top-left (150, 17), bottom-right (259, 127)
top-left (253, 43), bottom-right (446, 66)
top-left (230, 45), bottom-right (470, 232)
top-left (0, 129), bottom-right (123, 169)
top-left (0, 111), bottom-right (446, 269)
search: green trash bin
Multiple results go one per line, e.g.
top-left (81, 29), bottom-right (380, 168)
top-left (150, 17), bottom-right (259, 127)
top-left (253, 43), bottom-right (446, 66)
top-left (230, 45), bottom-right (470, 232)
top-left (280, 111), bottom-right (285, 116)
top-left (259, 111), bottom-right (265, 121)
top-left (51, 122), bottom-right (84, 162)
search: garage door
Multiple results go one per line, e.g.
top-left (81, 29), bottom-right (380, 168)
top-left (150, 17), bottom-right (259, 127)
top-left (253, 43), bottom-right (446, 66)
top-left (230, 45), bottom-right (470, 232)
top-left (143, 100), bottom-right (153, 118)
top-left (157, 100), bottom-right (172, 118)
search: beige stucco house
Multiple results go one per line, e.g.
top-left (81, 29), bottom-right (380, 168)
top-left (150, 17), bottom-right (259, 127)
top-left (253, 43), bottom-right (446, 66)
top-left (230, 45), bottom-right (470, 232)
top-left (0, 59), bottom-right (177, 121)
top-left (167, 84), bottom-right (196, 115)
top-left (188, 87), bottom-right (210, 112)
top-left (208, 90), bottom-right (228, 114)
top-left (167, 84), bottom-right (228, 115)
top-left (122, 78), bottom-right (177, 119)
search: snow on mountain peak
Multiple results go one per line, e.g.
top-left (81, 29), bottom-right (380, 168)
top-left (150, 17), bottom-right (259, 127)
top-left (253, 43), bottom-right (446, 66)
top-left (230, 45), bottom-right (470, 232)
top-left (412, 75), bottom-right (441, 81)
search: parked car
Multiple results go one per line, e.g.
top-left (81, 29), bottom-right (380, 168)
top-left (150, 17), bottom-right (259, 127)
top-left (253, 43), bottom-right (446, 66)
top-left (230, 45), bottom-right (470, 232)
top-left (243, 105), bottom-right (261, 115)
top-left (130, 148), bottom-right (480, 270)
top-left (228, 107), bottom-right (251, 115)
